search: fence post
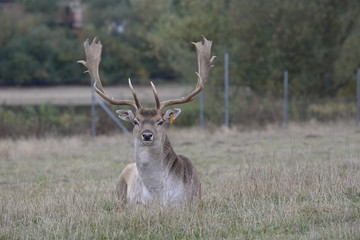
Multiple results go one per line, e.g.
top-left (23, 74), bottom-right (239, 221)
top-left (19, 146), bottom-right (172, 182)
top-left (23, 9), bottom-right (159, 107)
top-left (224, 53), bottom-right (229, 128)
top-left (90, 80), bottom-right (131, 138)
top-left (199, 90), bottom-right (204, 129)
top-left (91, 80), bottom-right (96, 136)
top-left (357, 68), bottom-right (360, 124)
top-left (283, 70), bottom-right (288, 127)
top-left (94, 95), bottom-right (132, 137)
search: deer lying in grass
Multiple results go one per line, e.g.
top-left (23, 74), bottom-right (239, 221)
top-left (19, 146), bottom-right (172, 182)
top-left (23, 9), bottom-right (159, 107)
top-left (78, 36), bottom-right (215, 206)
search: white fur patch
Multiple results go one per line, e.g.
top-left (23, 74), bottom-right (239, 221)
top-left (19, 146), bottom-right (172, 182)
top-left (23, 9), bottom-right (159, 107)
top-left (125, 136), bottom-right (194, 205)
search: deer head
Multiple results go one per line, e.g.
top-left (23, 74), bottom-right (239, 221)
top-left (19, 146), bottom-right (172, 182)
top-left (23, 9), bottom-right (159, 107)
top-left (78, 36), bottom-right (215, 146)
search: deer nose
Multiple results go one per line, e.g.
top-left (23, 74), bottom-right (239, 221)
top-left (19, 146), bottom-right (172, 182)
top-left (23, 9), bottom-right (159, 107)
top-left (141, 131), bottom-right (154, 141)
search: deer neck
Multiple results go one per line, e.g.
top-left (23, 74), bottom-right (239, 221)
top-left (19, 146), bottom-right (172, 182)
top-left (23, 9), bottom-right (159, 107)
top-left (134, 135), bottom-right (177, 192)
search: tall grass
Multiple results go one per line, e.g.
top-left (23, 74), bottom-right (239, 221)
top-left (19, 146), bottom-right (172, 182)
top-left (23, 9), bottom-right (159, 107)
top-left (1, 123), bottom-right (360, 239)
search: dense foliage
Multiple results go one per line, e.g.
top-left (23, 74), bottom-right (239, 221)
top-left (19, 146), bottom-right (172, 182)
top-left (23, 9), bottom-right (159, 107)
top-left (0, 0), bottom-right (359, 97)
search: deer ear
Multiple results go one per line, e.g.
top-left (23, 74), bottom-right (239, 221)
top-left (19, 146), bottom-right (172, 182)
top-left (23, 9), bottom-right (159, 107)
top-left (163, 108), bottom-right (181, 123)
top-left (116, 110), bottom-right (135, 122)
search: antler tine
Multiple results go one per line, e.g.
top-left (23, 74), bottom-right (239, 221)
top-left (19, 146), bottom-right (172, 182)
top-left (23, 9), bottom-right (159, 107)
top-left (159, 36), bottom-right (215, 109)
top-left (150, 81), bottom-right (161, 109)
top-left (128, 78), bottom-right (142, 109)
top-left (78, 38), bottom-right (140, 109)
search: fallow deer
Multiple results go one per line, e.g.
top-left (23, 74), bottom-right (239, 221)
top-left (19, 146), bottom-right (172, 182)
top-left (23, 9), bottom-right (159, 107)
top-left (78, 36), bottom-right (215, 205)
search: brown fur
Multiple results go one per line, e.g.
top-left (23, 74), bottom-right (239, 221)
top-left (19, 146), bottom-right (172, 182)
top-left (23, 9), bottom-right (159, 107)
top-left (116, 163), bottom-right (136, 206)
top-left (138, 108), bottom-right (161, 118)
top-left (162, 135), bottom-right (201, 200)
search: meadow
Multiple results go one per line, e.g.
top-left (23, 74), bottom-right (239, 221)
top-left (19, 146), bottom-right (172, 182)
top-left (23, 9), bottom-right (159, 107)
top-left (0, 123), bottom-right (360, 239)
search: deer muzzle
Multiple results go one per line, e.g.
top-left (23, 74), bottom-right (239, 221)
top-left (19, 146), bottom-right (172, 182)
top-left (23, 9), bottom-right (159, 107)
top-left (141, 130), bottom-right (154, 144)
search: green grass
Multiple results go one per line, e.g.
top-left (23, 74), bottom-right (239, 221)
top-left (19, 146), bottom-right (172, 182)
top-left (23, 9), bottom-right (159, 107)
top-left (1, 123), bottom-right (360, 239)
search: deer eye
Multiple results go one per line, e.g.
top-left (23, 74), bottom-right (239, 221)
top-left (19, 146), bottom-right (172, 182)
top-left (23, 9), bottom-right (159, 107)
top-left (158, 120), bottom-right (164, 126)
top-left (133, 119), bottom-right (139, 125)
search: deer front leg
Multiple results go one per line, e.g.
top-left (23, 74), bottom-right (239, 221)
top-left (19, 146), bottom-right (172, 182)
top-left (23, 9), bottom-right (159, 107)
top-left (116, 163), bottom-right (143, 206)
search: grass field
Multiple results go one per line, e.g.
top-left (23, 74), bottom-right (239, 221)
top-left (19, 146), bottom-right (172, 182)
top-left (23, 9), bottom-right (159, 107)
top-left (1, 123), bottom-right (360, 239)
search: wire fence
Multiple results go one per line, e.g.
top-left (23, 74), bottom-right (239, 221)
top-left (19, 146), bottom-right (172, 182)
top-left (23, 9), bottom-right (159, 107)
top-left (90, 54), bottom-right (360, 135)
top-left (195, 56), bottom-right (360, 130)
top-left (89, 62), bottom-right (360, 136)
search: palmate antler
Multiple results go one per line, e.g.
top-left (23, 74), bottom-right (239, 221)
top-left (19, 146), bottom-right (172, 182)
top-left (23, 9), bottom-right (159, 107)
top-left (78, 36), bottom-right (215, 110)
top-left (152, 36), bottom-right (216, 110)
top-left (77, 38), bottom-right (141, 109)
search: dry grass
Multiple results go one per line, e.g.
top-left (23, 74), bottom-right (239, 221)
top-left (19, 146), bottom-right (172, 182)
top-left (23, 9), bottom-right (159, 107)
top-left (0, 85), bottom-right (191, 106)
top-left (1, 123), bottom-right (360, 239)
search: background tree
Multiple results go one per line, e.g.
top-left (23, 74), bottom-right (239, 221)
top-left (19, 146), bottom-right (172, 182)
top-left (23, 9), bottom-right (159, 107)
top-left (0, 0), bottom-right (359, 99)
top-left (0, 1), bottom-right (84, 85)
